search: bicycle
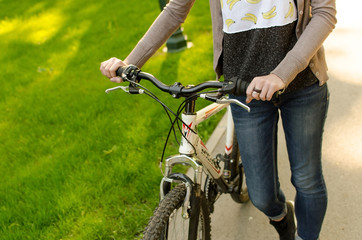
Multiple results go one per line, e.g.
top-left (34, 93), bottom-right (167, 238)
top-left (106, 65), bottom-right (258, 240)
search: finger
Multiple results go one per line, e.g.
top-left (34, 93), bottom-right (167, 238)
top-left (252, 83), bottom-right (262, 101)
top-left (246, 81), bottom-right (256, 101)
top-left (252, 90), bottom-right (261, 101)
top-left (259, 86), bottom-right (269, 101)
top-left (104, 59), bottom-right (117, 79)
top-left (266, 83), bottom-right (282, 101)
top-left (246, 88), bottom-right (254, 104)
top-left (266, 88), bottom-right (277, 101)
top-left (110, 76), bottom-right (123, 83)
top-left (109, 61), bottom-right (124, 78)
top-left (100, 61), bottom-right (108, 76)
top-left (109, 63), bottom-right (117, 78)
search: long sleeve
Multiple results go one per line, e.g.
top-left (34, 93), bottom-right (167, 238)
top-left (271, 0), bottom-right (337, 86)
top-left (125, 0), bottom-right (196, 68)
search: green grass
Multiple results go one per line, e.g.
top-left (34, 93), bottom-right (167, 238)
top-left (0, 0), bottom-right (216, 239)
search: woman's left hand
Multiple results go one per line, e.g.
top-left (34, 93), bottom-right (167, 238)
top-left (246, 74), bottom-right (286, 103)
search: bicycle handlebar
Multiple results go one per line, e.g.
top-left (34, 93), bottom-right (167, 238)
top-left (139, 71), bottom-right (225, 97)
top-left (116, 65), bottom-right (277, 99)
top-left (116, 65), bottom-right (228, 98)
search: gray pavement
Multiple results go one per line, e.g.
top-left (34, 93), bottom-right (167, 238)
top-left (205, 4), bottom-right (362, 239)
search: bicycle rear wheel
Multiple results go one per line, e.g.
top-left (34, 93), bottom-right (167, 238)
top-left (142, 184), bottom-right (211, 240)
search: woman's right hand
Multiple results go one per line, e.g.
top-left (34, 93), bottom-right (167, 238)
top-left (100, 57), bottom-right (128, 83)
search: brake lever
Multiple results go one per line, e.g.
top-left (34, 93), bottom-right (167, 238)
top-left (200, 94), bottom-right (250, 112)
top-left (105, 86), bottom-right (144, 94)
top-left (216, 97), bottom-right (250, 112)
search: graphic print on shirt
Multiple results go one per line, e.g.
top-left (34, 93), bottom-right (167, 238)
top-left (221, 0), bottom-right (297, 33)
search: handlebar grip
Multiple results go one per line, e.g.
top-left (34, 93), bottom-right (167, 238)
top-left (229, 77), bottom-right (280, 100)
top-left (116, 66), bottom-right (127, 77)
top-left (234, 78), bottom-right (249, 96)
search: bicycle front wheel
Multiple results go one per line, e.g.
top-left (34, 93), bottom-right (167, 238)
top-left (142, 184), bottom-right (211, 240)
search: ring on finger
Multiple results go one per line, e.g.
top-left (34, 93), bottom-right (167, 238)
top-left (252, 91), bottom-right (260, 97)
top-left (253, 88), bottom-right (262, 94)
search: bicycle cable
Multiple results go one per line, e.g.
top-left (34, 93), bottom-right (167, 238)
top-left (124, 79), bottom-right (198, 163)
top-left (124, 79), bottom-right (223, 167)
top-left (162, 89), bottom-right (223, 164)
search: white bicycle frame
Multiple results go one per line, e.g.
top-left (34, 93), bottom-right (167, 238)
top-left (162, 102), bottom-right (229, 181)
top-left (161, 96), bottom-right (249, 196)
top-left (160, 98), bottom-right (250, 218)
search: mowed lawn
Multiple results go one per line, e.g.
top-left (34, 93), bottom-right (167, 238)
top-left (0, 0), bottom-right (215, 239)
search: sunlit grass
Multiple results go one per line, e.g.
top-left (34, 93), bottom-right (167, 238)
top-left (0, 0), bottom-right (214, 239)
top-left (0, 9), bottom-right (64, 44)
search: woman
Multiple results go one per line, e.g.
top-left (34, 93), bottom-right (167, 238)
top-left (100, 1), bottom-right (337, 239)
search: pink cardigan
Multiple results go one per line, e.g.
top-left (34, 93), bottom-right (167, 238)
top-left (125, 0), bottom-right (337, 87)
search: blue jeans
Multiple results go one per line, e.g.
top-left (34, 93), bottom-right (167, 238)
top-left (230, 82), bottom-right (329, 240)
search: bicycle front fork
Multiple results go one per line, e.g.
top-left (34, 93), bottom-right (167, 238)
top-left (160, 154), bottom-right (203, 219)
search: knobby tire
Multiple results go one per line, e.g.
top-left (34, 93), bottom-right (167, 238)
top-left (142, 185), bottom-right (211, 240)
